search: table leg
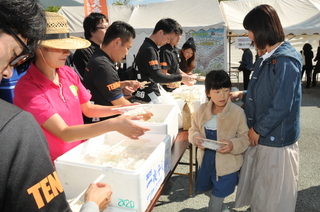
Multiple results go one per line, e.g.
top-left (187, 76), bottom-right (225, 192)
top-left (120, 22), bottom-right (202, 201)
top-left (189, 143), bottom-right (193, 197)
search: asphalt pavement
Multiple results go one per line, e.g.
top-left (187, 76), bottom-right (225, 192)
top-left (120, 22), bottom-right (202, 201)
top-left (152, 78), bottom-right (320, 212)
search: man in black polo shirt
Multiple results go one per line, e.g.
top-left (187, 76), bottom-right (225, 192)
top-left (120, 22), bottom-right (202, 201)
top-left (73, 13), bottom-right (109, 81)
top-left (134, 18), bottom-right (194, 103)
top-left (160, 23), bottom-right (190, 92)
top-left (83, 21), bottom-right (140, 123)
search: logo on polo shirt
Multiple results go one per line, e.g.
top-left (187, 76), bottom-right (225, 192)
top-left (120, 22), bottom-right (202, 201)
top-left (149, 60), bottom-right (158, 66)
top-left (160, 62), bottom-right (167, 66)
top-left (27, 171), bottom-right (64, 209)
top-left (107, 81), bottom-right (121, 91)
top-left (69, 85), bottom-right (78, 97)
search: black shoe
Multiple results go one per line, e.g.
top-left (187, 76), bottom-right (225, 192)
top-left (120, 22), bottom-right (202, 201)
top-left (305, 86), bottom-right (310, 89)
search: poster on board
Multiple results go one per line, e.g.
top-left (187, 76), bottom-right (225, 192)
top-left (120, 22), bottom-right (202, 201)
top-left (185, 28), bottom-right (225, 75)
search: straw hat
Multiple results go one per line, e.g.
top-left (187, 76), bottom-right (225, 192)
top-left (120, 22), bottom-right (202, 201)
top-left (41, 12), bottom-right (90, 49)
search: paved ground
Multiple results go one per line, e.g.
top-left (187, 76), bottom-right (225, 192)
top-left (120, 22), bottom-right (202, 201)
top-left (152, 78), bottom-right (320, 212)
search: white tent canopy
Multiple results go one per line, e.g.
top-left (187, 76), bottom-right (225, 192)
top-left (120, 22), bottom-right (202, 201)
top-left (59, 0), bottom-right (227, 73)
top-left (219, 0), bottom-right (320, 77)
top-left (59, 0), bottom-right (225, 36)
top-left (220, 0), bottom-right (320, 36)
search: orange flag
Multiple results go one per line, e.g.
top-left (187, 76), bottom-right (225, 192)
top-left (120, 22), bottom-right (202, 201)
top-left (84, 0), bottom-right (109, 18)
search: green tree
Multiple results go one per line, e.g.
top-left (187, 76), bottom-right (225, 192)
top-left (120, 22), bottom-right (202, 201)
top-left (112, 0), bottom-right (131, 5)
top-left (46, 5), bottom-right (61, 12)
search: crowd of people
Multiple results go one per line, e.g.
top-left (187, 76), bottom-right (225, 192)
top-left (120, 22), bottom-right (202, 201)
top-left (0, 1), bottom-right (305, 212)
top-left (0, 1), bottom-right (196, 211)
top-left (301, 41), bottom-right (320, 88)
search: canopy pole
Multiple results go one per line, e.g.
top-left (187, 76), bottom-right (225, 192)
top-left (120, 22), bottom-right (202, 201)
top-left (227, 34), bottom-right (247, 76)
top-left (228, 35), bottom-right (231, 76)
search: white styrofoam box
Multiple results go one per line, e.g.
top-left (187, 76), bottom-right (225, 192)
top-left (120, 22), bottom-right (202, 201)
top-left (134, 104), bottom-right (179, 146)
top-left (55, 132), bottom-right (171, 212)
top-left (171, 85), bottom-right (207, 113)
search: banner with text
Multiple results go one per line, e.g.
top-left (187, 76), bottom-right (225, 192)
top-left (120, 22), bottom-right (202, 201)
top-left (84, 0), bottom-right (109, 18)
top-left (235, 37), bottom-right (254, 49)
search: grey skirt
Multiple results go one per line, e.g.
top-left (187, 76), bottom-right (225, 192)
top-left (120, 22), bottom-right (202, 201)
top-left (235, 142), bottom-right (299, 212)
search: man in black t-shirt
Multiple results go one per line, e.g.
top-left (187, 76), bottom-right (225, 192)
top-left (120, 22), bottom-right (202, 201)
top-left (134, 18), bottom-right (194, 103)
top-left (160, 24), bottom-right (191, 92)
top-left (84, 21), bottom-right (140, 123)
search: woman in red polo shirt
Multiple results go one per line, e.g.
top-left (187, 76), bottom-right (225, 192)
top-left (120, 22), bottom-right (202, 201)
top-left (14, 12), bottom-right (149, 163)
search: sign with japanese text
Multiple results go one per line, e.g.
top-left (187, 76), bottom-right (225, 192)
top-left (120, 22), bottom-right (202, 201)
top-left (84, 0), bottom-right (109, 18)
top-left (235, 37), bottom-right (254, 49)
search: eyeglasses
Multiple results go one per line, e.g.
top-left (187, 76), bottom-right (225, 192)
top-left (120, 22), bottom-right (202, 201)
top-left (6, 27), bottom-right (34, 67)
top-left (96, 26), bottom-right (109, 30)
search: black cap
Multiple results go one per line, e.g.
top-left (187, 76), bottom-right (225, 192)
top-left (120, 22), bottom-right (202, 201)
top-left (182, 37), bottom-right (196, 51)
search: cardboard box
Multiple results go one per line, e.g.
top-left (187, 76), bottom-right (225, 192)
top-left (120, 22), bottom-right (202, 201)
top-left (135, 104), bottom-right (179, 146)
top-left (55, 132), bottom-right (171, 212)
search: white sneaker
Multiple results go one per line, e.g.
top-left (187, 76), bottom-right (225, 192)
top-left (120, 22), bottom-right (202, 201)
top-left (222, 205), bottom-right (234, 212)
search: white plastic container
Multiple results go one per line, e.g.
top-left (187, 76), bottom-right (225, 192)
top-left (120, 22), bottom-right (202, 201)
top-left (134, 104), bottom-right (179, 146)
top-left (55, 132), bottom-right (171, 212)
top-left (199, 137), bottom-right (227, 150)
top-left (171, 85), bottom-right (207, 112)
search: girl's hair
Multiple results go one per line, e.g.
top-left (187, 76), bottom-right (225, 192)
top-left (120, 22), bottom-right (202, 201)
top-left (205, 70), bottom-right (231, 99)
top-left (179, 48), bottom-right (195, 74)
top-left (243, 4), bottom-right (285, 50)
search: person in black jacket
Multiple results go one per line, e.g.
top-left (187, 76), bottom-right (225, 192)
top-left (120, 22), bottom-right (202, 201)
top-left (301, 43), bottom-right (314, 88)
top-left (239, 48), bottom-right (253, 90)
top-left (312, 40), bottom-right (320, 87)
